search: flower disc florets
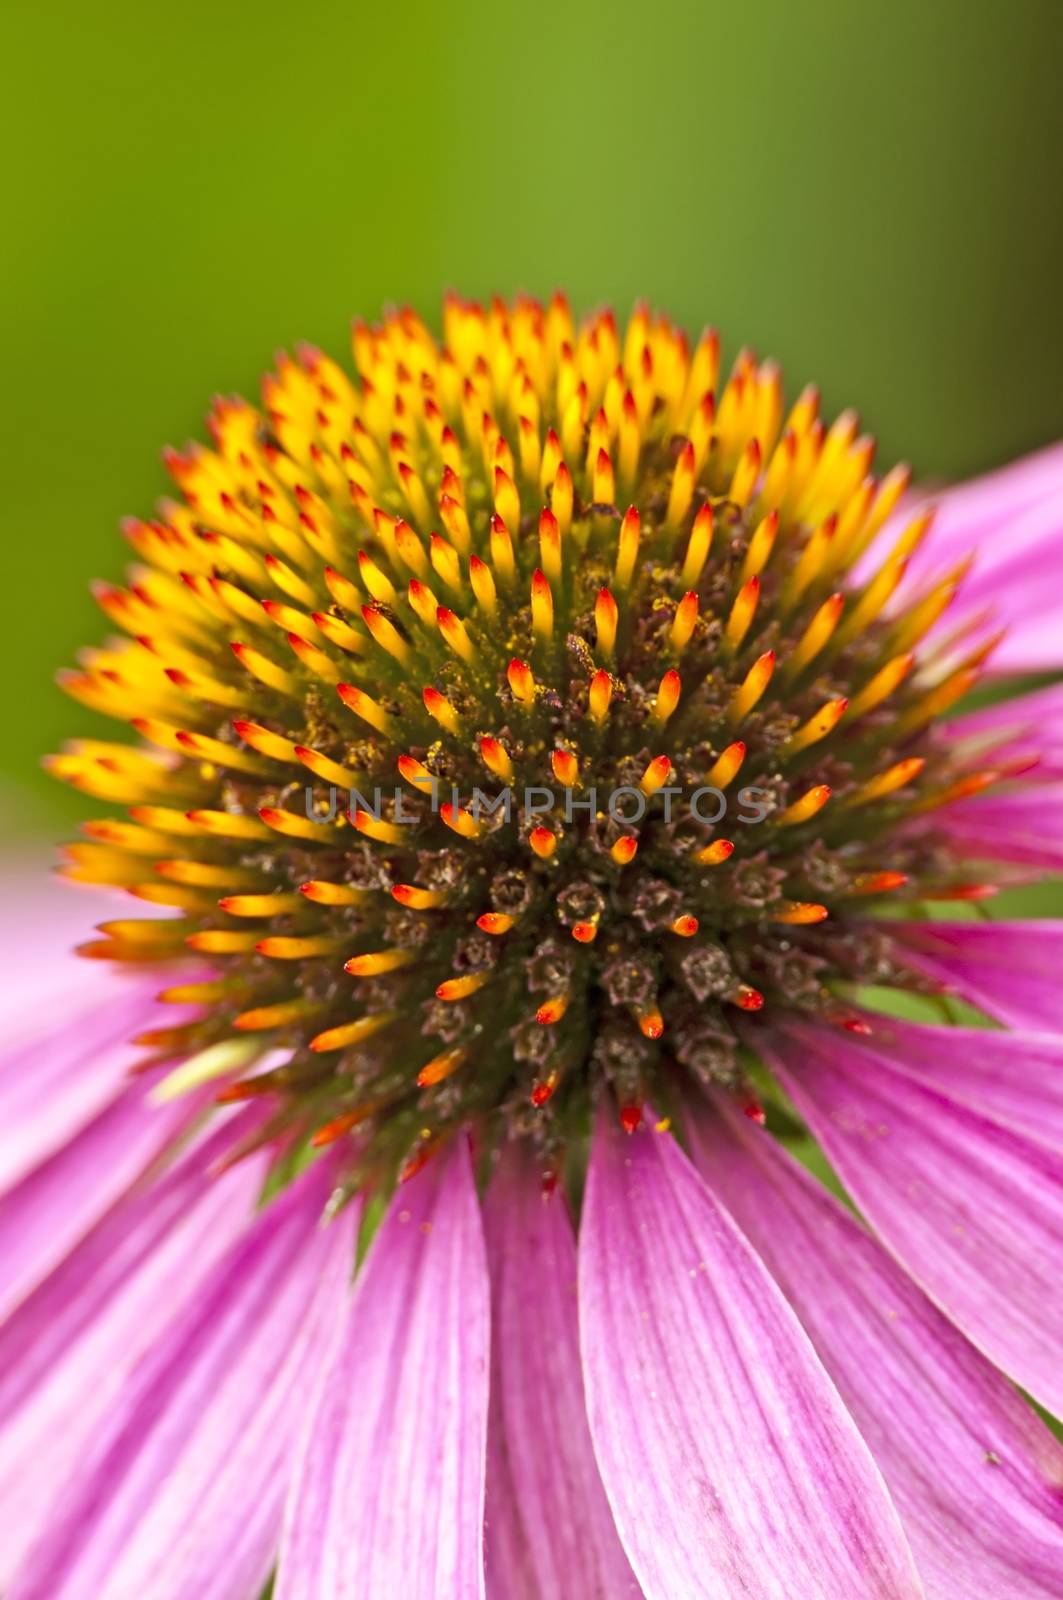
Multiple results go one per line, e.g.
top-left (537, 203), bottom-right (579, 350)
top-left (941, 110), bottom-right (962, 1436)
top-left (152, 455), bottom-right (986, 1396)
top-left (55, 295), bottom-right (998, 1184)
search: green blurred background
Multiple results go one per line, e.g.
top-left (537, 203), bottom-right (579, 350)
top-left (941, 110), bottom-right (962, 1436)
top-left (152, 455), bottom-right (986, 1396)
top-left (5, 0), bottom-right (1063, 837)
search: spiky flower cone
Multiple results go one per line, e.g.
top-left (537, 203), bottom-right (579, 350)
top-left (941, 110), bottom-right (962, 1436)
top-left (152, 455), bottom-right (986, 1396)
top-left (54, 295), bottom-right (998, 1185)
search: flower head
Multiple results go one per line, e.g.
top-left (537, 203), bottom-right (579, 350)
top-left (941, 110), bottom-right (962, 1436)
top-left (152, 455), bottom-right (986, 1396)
top-left (6, 295), bottom-right (1063, 1598)
top-left (55, 294), bottom-right (1005, 1182)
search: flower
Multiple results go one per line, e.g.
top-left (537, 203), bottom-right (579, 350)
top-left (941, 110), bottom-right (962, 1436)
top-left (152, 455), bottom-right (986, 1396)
top-left (4, 293), bottom-right (1063, 1597)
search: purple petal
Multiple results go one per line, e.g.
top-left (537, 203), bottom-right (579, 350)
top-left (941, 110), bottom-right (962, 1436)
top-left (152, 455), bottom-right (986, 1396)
top-left (482, 1142), bottom-right (640, 1600)
top-left (688, 1094), bottom-right (1063, 1600)
top-left (765, 1020), bottom-right (1063, 1420)
top-left (846, 1013), bottom-right (1063, 1150)
top-left (10, 1158), bottom-right (355, 1600)
top-left (893, 919), bottom-right (1063, 1032)
top-left (0, 1074), bottom-right (197, 1321)
top-left (276, 1138), bottom-right (489, 1600)
top-left (0, 1113), bottom-right (267, 1582)
top-left (579, 1113), bottom-right (923, 1600)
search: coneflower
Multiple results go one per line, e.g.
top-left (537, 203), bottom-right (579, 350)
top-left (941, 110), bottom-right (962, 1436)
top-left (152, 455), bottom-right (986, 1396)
top-left (4, 295), bottom-right (1063, 1598)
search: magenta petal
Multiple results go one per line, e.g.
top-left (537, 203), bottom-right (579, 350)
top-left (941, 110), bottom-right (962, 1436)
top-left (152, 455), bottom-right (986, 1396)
top-left (932, 785), bottom-right (1063, 871)
top-left (893, 919), bottom-right (1063, 1033)
top-left (0, 1074), bottom-right (196, 1321)
top-left (944, 682), bottom-right (1063, 779)
top-left (579, 1114), bottom-right (923, 1600)
top-left (688, 1096), bottom-right (1063, 1600)
top-left (844, 1013), bottom-right (1063, 1150)
top-left (276, 1138), bottom-right (489, 1600)
top-left (483, 1143), bottom-right (640, 1600)
top-left (9, 1159), bottom-right (355, 1600)
top-left (766, 1021), bottom-right (1063, 1420)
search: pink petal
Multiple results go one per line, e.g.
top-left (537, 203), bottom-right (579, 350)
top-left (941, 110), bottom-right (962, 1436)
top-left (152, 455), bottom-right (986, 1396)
top-left (944, 682), bottom-right (1063, 779)
top-left (0, 1113), bottom-right (268, 1582)
top-left (482, 1142), bottom-right (640, 1600)
top-left (894, 919), bottom-right (1063, 1032)
top-left (0, 876), bottom-right (131, 1028)
top-left (579, 1113), bottom-right (923, 1600)
top-left (866, 442), bottom-right (1063, 672)
top-left (276, 1138), bottom-right (489, 1600)
top-left (0, 1073), bottom-right (197, 1322)
top-left (764, 1020), bottom-right (1063, 1420)
top-left (10, 1159), bottom-right (355, 1600)
top-left (906, 442), bottom-right (1063, 574)
top-left (932, 784), bottom-right (1063, 871)
top-left (0, 875), bottom-right (217, 1194)
top-left (687, 1095), bottom-right (1063, 1600)
top-left (0, 976), bottom-right (181, 1194)
top-left (0, 875), bottom-right (191, 1038)
top-left (847, 1012), bottom-right (1063, 1149)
